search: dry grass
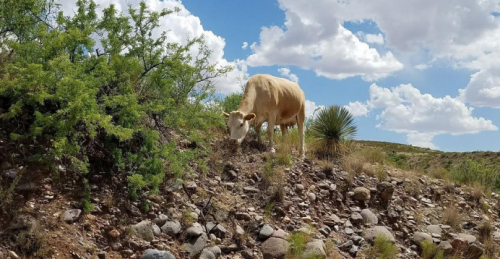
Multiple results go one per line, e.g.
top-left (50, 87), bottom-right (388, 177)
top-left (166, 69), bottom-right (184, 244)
top-left (181, 208), bottom-right (197, 226)
top-left (441, 205), bottom-right (462, 231)
top-left (483, 238), bottom-right (500, 259)
top-left (341, 154), bottom-right (365, 175)
top-left (478, 220), bottom-right (493, 242)
top-left (359, 148), bottom-right (386, 164)
top-left (428, 167), bottom-right (449, 180)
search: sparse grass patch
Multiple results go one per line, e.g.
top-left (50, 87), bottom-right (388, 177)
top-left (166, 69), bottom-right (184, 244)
top-left (341, 154), bottom-right (365, 176)
top-left (360, 148), bottom-right (386, 164)
top-left (15, 225), bottom-right (49, 257)
top-left (450, 159), bottom-right (500, 193)
top-left (364, 234), bottom-right (398, 259)
top-left (441, 206), bottom-right (462, 231)
top-left (263, 156), bottom-right (278, 186)
top-left (483, 238), bottom-right (499, 259)
top-left (286, 230), bottom-right (312, 259)
top-left (181, 208), bottom-right (197, 226)
top-left (478, 220), bottom-right (493, 242)
top-left (428, 167), bottom-right (449, 180)
top-left (421, 240), bottom-right (443, 259)
top-left (375, 164), bottom-right (388, 182)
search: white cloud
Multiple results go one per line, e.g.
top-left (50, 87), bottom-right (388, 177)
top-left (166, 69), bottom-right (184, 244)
top-left (246, 0), bottom-right (403, 81)
top-left (364, 33), bottom-right (385, 45)
top-left (242, 42), bottom-right (248, 49)
top-left (278, 67), bottom-right (299, 83)
top-left (59, 0), bottom-right (246, 95)
top-left (414, 64), bottom-right (429, 70)
top-left (352, 83), bottom-right (497, 149)
top-left (344, 102), bottom-right (369, 117)
top-left (407, 132), bottom-right (437, 149)
top-left (305, 100), bottom-right (325, 119)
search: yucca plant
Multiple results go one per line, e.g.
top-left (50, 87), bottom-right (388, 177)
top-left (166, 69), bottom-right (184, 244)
top-left (308, 105), bottom-right (357, 159)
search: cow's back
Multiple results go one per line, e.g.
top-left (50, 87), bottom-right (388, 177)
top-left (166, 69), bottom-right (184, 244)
top-left (245, 74), bottom-right (305, 124)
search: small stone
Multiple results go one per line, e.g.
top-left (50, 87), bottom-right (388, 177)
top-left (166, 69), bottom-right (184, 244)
top-left (353, 187), bottom-right (370, 201)
top-left (161, 221), bottom-right (181, 236)
top-left (338, 240), bottom-right (353, 251)
top-left (186, 223), bottom-right (204, 237)
top-left (412, 232), bottom-right (433, 248)
top-left (9, 251), bottom-right (20, 259)
top-left (259, 224), bottom-right (274, 240)
top-left (363, 226), bottom-right (395, 243)
top-left (108, 229), bottom-right (120, 239)
top-left (63, 209), bottom-right (82, 224)
top-left (360, 209), bottom-right (378, 225)
top-left (438, 241), bottom-right (453, 254)
top-left (236, 225), bottom-right (245, 235)
top-left (132, 220), bottom-right (154, 241)
top-left (308, 192), bottom-right (316, 202)
top-left (295, 184), bottom-right (304, 193)
top-left (153, 214), bottom-right (169, 226)
top-left (350, 212), bottom-right (363, 225)
top-left (140, 249), bottom-right (175, 259)
top-left (97, 251), bottom-right (106, 259)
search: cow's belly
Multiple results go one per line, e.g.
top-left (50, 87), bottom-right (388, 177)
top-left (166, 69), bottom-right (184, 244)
top-left (275, 114), bottom-right (298, 125)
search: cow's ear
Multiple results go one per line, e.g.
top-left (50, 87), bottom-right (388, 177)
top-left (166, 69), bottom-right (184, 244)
top-left (223, 112), bottom-right (230, 118)
top-left (244, 113), bottom-right (256, 121)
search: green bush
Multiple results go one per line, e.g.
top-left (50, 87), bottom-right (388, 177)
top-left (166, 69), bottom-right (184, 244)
top-left (421, 240), bottom-right (443, 259)
top-left (365, 234), bottom-right (398, 259)
top-left (0, 0), bottom-right (229, 201)
top-left (221, 93), bottom-right (243, 113)
top-left (308, 105), bottom-right (357, 159)
top-left (450, 159), bottom-right (500, 191)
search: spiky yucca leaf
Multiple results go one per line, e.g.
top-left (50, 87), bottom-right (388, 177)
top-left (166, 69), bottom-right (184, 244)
top-left (309, 105), bottom-right (357, 158)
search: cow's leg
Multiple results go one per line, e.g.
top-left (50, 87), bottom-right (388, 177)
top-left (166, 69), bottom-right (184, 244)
top-left (280, 124), bottom-right (288, 138)
top-left (255, 123), bottom-right (263, 144)
top-left (298, 106), bottom-right (306, 158)
top-left (267, 114), bottom-right (277, 153)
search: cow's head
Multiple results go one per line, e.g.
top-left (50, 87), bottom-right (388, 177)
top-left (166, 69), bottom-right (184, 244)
top-left (223, 111), bottom-right (256, 145)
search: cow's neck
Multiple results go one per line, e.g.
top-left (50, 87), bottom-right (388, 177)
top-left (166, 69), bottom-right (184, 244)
top-left (237, 85), bottom-right (256, 114)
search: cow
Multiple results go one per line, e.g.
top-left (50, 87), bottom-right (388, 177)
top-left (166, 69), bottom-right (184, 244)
top-left (223, 74), bottom-right (306, 157)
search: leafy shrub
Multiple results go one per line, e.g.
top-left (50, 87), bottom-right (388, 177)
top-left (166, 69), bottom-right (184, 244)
top-left (221, 93), bottom-right (243, 113)
top-left (450, 159), bottom-right (500, 191)
top-left (428, 167), bottom-right (449, 180)
top-left (421, 240), bottom-right (443, 259)
top-left (308, 105), bottom-right (357, 159)
top-left (0, 0), bottom-right (229, 201)
top-left (365, 234), bottom-right (398, 259)
top-left (387, 153), bottom-right (408, 169)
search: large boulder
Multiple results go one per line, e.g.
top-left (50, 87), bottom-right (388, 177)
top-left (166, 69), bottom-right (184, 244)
top-left (412, 232), bottom-right (433, 248)
top-left (353, 187), bottom-right (371, 201)
top-left (303, 239), bottom-right (326, 258)
top-left (363, 226), bottom-right (395, 243)
top-left (140, 249), bottom-right (175, 259)
top-left (261, 237), bottom-right (289, 259)
top-left (132, 220), bottom-right (154, 241)
top-left (183, 233), bottom-right (209, 257)
top-left (161, 221), bottom-right (181, 236)
top-left (457, 233), bottom-right (477, 244)
top-left (360, 209), bottom-right (378, 225)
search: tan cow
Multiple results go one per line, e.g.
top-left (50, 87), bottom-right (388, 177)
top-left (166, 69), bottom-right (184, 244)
top-left (223, 74), bottom-right (306, 156)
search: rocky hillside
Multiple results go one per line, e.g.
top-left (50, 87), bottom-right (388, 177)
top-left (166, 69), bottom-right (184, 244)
top-left (1, 137), bottom-right (500, 259)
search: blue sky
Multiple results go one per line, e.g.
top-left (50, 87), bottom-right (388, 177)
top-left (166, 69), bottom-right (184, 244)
top-left (60, 0), bottom-right (500, 151)
top-left (185, 0), bottom-right (500, 152)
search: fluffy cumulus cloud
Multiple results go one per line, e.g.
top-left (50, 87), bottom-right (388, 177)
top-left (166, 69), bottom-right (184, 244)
top-left (278, 67), bottom-right (299, 83)
top-left (305, 100), bottom-right (325, 119)
top-left (242, 42), bottom-right (248, 49)
top-left (246, 0), bottom-right (403, 81)
top-left (351, 84), bottom-right (497, 149)
top-left (59, 0), bottom-right (246, 95)
top-left (344, 101), bottom-right (369, 117)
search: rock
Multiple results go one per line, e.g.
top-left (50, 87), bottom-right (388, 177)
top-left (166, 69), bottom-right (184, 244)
top-left (261, 237), bottom-right (289, 259)
top-left (241, 250), bottom-right (254, 259)
top-left (377, 182), bottom-right (394, 204)
top-left (427, 225), bottom-right (442, 235)
top-left (140, 249), bottom-right (175, 259)
top-left (360, 209), bottom-right (378, 224)
top-left (324, 214), bottom-right (342, 226)
top-left (243, 187), bottom-right (259, 193)
top-left (111, 243), bottom-right (123, 251)
top-left (205, 246), bottom-right (221, 258)
top-left (236, 225), bottom-right (245, 235)
top-left (308, 192), bottom-right (316, 202)
top-left (154, 214), bottom-right (169, 226)
top-left (303, 239), bottom-right (326, 258)
top-left (295, 184), bottom-right (304, 193)
top-left (183, 233), bottom-right (208, 257)
top-left (3, 169), bottom-right (17, 179)
top-left (457, 233), bottom-right (477, 244)
top-left (451, 238), bottom-right (469, 252)
top-left (97, 251), bottom-right (106, 259)
top-left (259, 224), bottom-right (274, 240)
top-left (349, 245), bottom-right (359, 256)
top-left (63, 209), bottom-right (82, 223)
top-left (338, 240), bottom-right (353, 251)
top-left (9, 251), bottom-right (20, 259)
top-left (161, 221), bottom-right (181, 236)
top-left (353, 187), bottom-right (370, 201)
top-left (186, 223), bottom-right (204, 237)
top-left (108, 229), bottom-right (120, 239)
top-left (464, 243), bottom-right (484, 259)
top-left (152, 224), bottom-right (161, 237)
top-left (412, 232), bottom-right (433, 248)
top-left (438, 241), bottom-right (454, 255)
top-left (207, 222), bottom-right (227, 237)
top-left (236, 212), bottom-right (252, 221)
top-left (132, 220), bottom-right (154, 241)
top-left (363, 226), bottom-right (395, 243)
top-left (199, 250), bottom-right (215, 259)
top-left (350, 213), bottom-right (363, 225)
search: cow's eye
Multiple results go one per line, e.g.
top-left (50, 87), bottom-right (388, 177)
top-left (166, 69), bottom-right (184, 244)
top-left (240, 123), bottom-right (243, 127)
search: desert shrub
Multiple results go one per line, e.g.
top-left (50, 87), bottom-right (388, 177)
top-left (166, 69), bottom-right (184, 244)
top-left (387, 153), bottom-right (408, 169)
top-left (0, 0), bottom-right (229, 201)
top-left (360, 148), bottom-right (386, 164)
top-left (428, 167), bottom-right (449, 180)
top-left (421, 240), bottom-right (443, 259)
top-left (450, 159), bottom-right (500, 191)
top-left (308, 105), bottom-right (357, 159)
top-left (441, 206), bottom-right (462, 231)
top-left (342, 154), bottom-right (365, 175)
top-left (478, 221), bottom-right (493, 242)
top-left (286, 230), bottom-right (312, 259)
top-left (365, 234), bottom-right (398, 259)
top-left (483, 238), bottom-right (500, 259)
